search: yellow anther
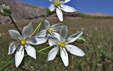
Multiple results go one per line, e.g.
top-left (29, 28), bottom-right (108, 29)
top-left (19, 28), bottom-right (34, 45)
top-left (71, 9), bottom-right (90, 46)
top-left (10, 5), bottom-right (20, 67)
top-left (56, 1), bottom-right (61, 6)
top-left (20, 40), bottom-right (26, 45)
top-left (60, 43), bottom-right (65, 48)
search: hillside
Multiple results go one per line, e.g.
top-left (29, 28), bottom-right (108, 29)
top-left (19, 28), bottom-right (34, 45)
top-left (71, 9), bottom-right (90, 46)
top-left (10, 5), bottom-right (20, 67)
top-left (0, 0), bottom-right (47, 24)
top-left (0, 0), bottom-right (113, 24)
top-left (0, 0), bottom-right (31, 19)
top-left (85, 12), bottom-right (113, 16)
top-left (16, 1), bottom-right (47, 18)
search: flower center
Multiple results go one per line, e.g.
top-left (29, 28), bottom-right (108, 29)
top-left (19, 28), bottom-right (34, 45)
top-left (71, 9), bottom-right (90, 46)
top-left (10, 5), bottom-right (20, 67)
top-left (49, 29), bottom-right (54, 33)
top-left (56, 1), bottom-right (61, 6)
top-left (60, 43), bottom-right (65, 48)
top-left (20, 40), bottom-right (26, 45)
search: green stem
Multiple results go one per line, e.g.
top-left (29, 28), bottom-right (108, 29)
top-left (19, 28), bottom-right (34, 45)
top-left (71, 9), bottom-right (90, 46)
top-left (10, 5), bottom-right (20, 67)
top-left (38, 45), bottom-right (53, 52)
top-left (36, 45), bottom-right (54, 55)
top-left (9, 15), bottom-right (22, 35)
top-left (32, 23), bottom-right (41, 35)
top-left (37, 10), bottom-right (50, 33)
top-left (0, 58), bottom-right (14, 71)
top-left (0, 45), bottom-right (53, 70)
top-left (36, 51), bottom-right (47, 55)
top-left (0, 55), bottom-right (28, 71)
top-left (29, 10), bottom-right (50, 37)
top-left (29, 23), bottom-right (41, 38)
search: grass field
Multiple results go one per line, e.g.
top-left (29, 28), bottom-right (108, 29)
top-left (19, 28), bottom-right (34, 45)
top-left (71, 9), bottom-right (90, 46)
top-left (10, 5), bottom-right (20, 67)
top-left (0, 18), bottom-right (113, 71)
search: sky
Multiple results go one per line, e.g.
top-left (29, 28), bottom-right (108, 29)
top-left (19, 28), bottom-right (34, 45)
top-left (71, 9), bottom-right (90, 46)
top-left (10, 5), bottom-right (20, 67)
top-left (14, 0), bottom-right (113, 15)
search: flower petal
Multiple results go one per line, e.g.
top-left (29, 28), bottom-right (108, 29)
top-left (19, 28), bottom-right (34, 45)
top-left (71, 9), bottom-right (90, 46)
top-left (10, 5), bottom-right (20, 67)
top-left (66, 31), bottom-right (83, 43)
top-left (49, 0), bottom-right (52, 2)
top-left (48, 38), bottom-right (57, 46)
top-left (48, 39), bottom-right (53, 46)
top-left (54, 32), bottom-right (60, 41)
top-left (60, 26), bottom-right (68, 41)
top-left (48, 35), bottom-right (58, 46)
top-left (33, 37), bottom-right (47, 45)
top-left (26, 37), bottom-right (37, 45)
top-left (62, 0), bottom-right (71, 3)
top-left (25, 45), bottom-right (36, 59)
top-left (1, 7), bottom-right (4, 13)
top-left (56, 8), bottom-right (63, 22)
top-left (51, 23), bottom-right (63, 27)
top-left (44, 20), bottom-right (50, 29)
top-left (49, 4), bottom-right (55, 12)
top-left (9, 30), bottom-right (21, 40)
top-left (66, 45), bottom-right (85, 57)
top-left (61, 5), bottom-right (77, 12)
top-left (8, 41), bottom-right (18, 55)
top-left (60, 48), bottom-right (69, 67)
top-left (51, 23), bottom-right (63, 32)
top-left (22, 22), bottom-right (33, 37)
top-left (15, 46), bottom-right (24, 67)
top-left (37, 29), bottom-right (46, 37)
top-left (50, 0), bottom-right (57, 3)
top-left (48, 46), bottom-right (59, 61)
top-left (49, 0), bottom-right (54, 2)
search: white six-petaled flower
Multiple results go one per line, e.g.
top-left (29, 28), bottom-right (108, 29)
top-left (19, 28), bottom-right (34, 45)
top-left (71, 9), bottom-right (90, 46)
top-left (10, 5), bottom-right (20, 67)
top-left (8, 22), bottom-right (47, 67)
top-left (49, 0), bottom-right (77, 21)
top-left (37, 20), bottom-right (63, 38)
top-left (47, 26), bottom-right (85, 66)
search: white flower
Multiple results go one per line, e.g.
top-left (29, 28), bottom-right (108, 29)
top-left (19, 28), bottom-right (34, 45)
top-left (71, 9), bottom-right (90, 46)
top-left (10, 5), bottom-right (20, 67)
top-left (49, 0), bottom-right (77, 21)
top-left (8, 22), bottom-right (47, 67)
top-left (47, 26), bottom-right (85, 66)
top-left (37, 20), bottom-right (63, 38)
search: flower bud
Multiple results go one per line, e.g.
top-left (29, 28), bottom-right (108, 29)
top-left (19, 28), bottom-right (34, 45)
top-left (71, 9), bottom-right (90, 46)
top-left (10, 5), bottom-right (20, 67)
top-left (0, 4), bottom-right (11, 16)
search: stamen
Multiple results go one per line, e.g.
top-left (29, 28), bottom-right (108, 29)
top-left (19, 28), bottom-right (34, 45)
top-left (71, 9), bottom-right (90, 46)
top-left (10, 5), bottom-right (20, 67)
top-left (18, 37), bottom-right (21, 40)
top-left (24, 37), bottom-right (26, 39)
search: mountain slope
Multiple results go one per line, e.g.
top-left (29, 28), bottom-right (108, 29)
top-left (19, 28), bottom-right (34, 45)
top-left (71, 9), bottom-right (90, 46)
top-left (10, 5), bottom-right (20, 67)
top-left (85, 12), bottom-right (113, 16)
top-left (0, 0), bottom-right (31, 19)
top-left (16, 1), bottom-right (47, 18)
top-left (0, 0), bottom-right (47, 24)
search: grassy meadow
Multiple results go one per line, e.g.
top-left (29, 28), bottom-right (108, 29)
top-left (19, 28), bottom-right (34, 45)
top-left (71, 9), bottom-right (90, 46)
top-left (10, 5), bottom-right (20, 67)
top-left (0, 18), bottom-right (113, 71)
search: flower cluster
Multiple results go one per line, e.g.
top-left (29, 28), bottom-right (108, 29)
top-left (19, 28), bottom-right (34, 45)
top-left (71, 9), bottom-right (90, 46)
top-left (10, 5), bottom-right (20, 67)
top-left (0, 0), bottom-right (85, 69)
top-left (8, 20), bottom-right (85, 67)
top-left (48, 26), bottom-right (85, 66)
